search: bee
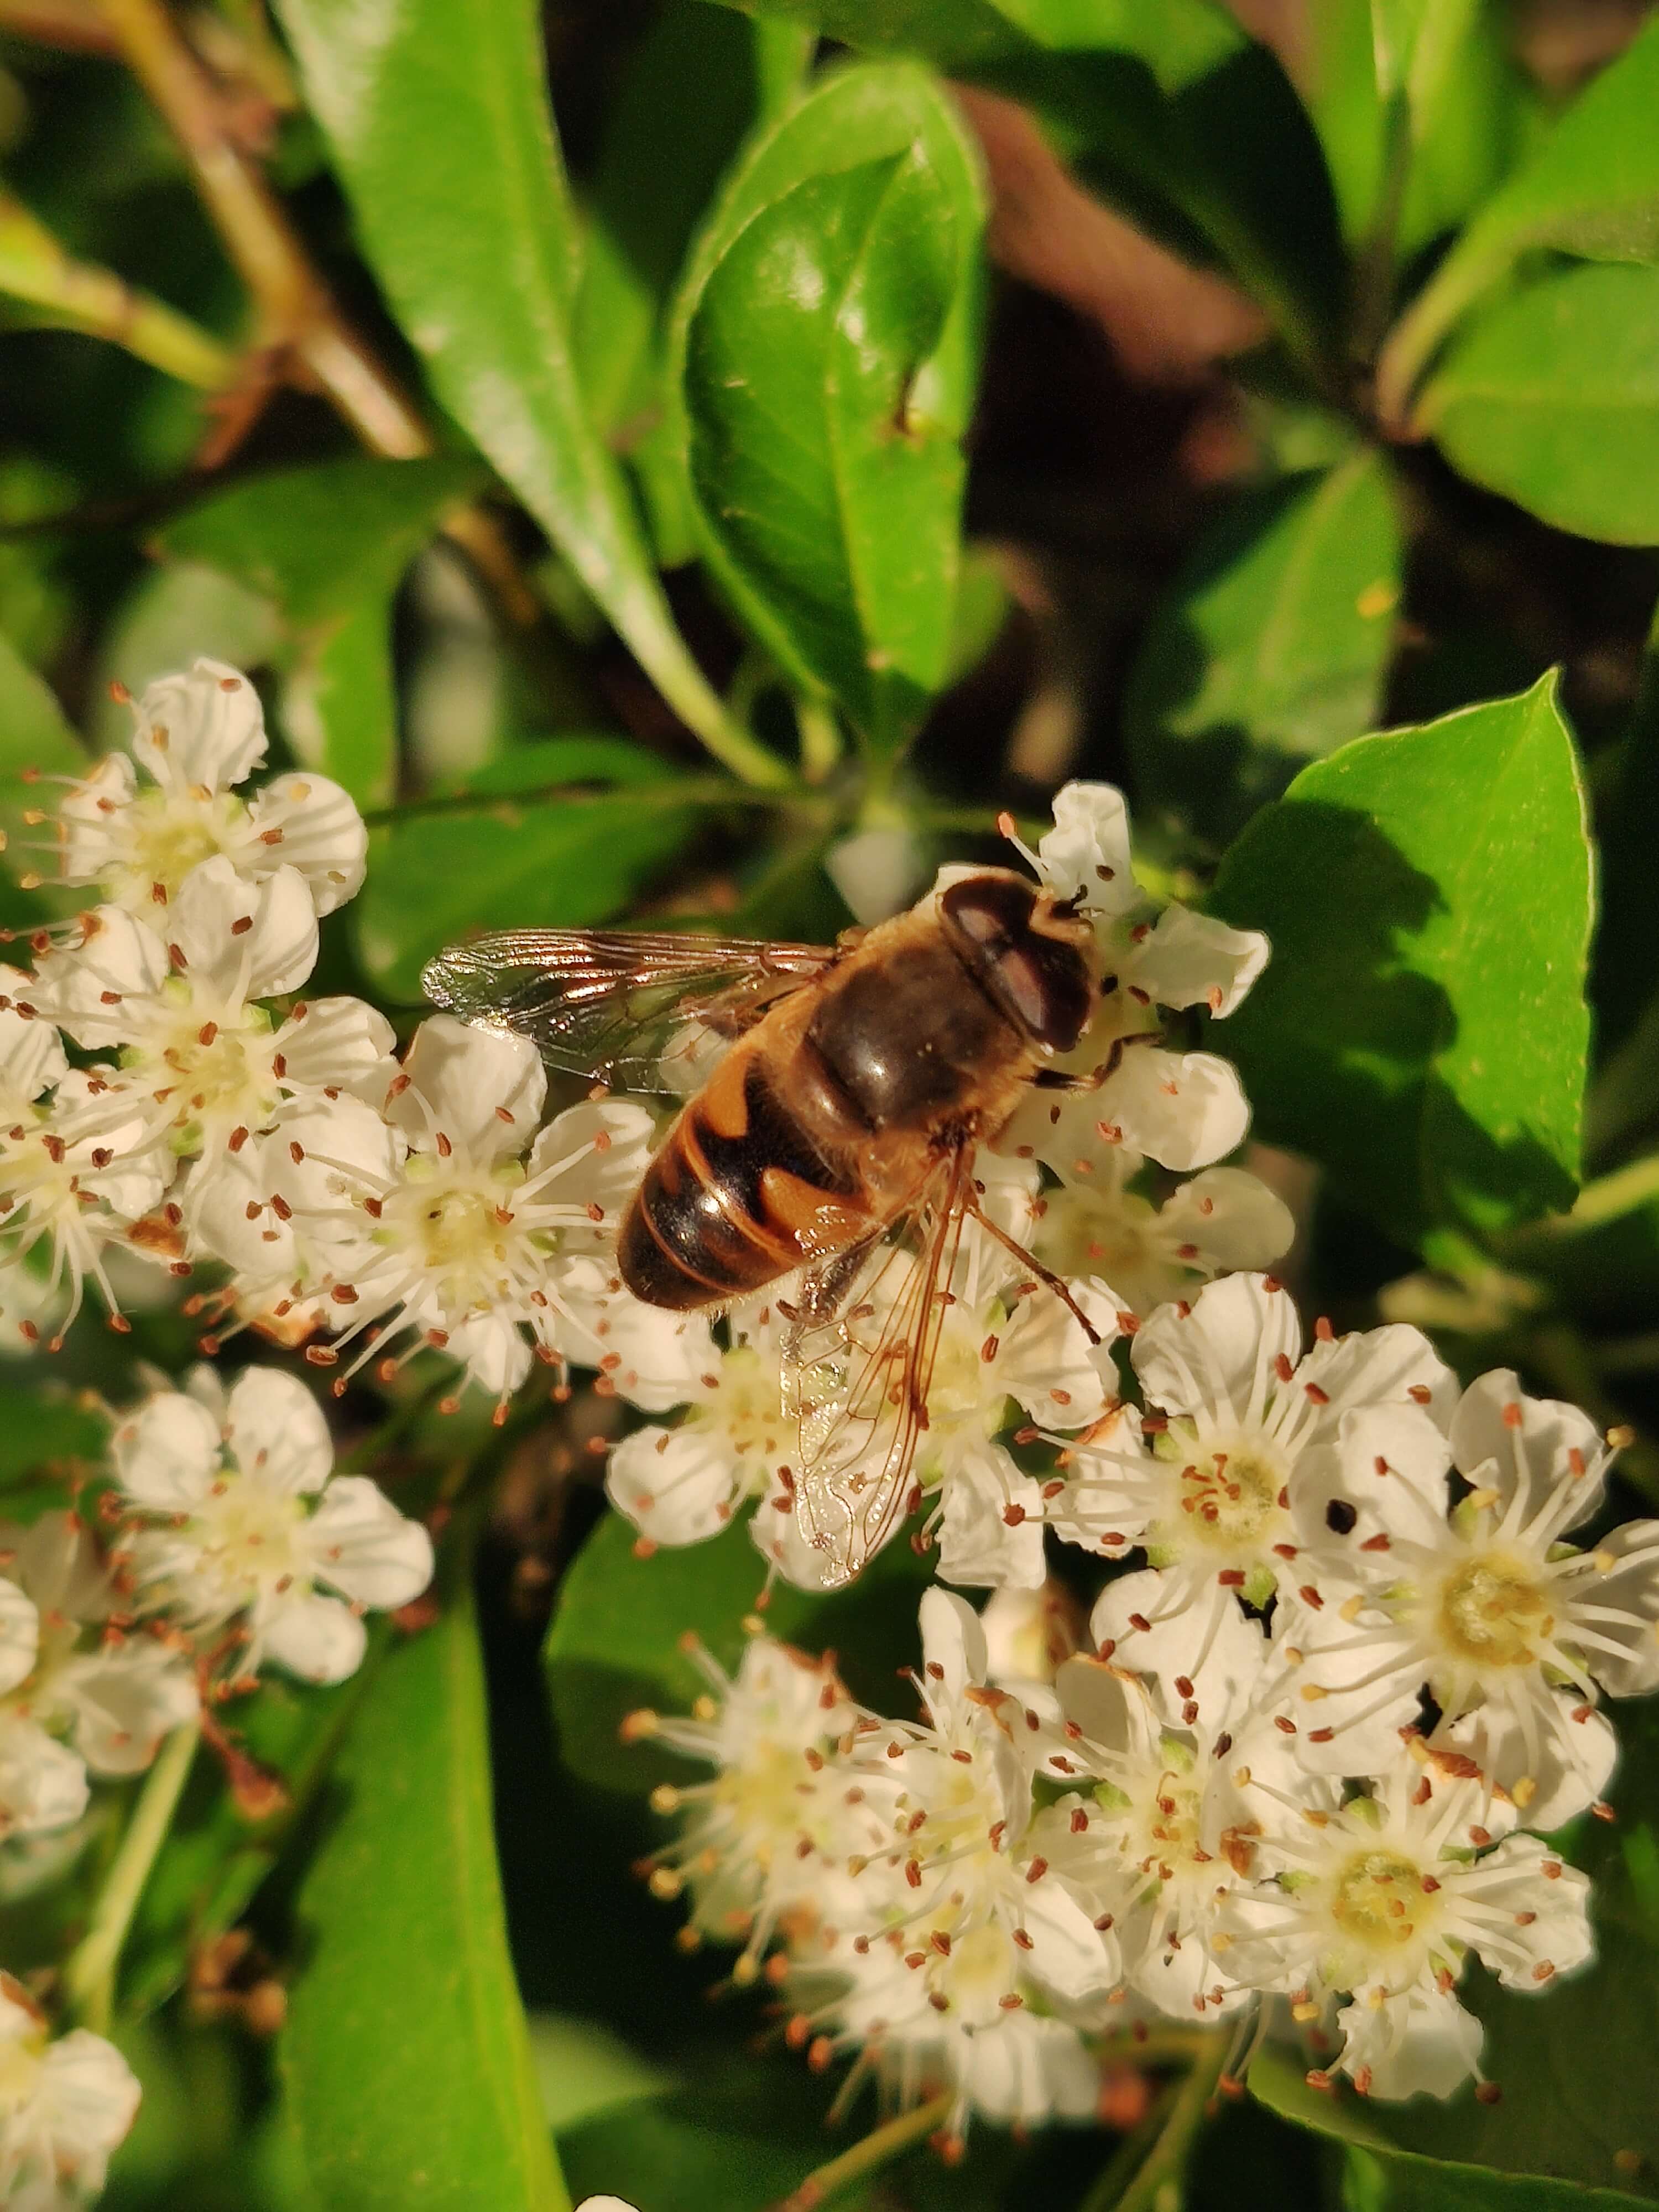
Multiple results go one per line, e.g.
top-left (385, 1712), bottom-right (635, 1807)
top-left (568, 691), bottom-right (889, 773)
top-left (421, 865), bottom-right (1108, 1588)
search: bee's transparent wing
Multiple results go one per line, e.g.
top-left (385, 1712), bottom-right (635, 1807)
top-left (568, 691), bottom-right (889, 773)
top-left (771, 1142), bottom-right (975, 1592)
top-left (420, 928), bottom-right (836, 1094)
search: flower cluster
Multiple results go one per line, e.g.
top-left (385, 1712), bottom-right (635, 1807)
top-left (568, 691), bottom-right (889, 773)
top-left (0, 1359), bottom-right (432, 2199)
top-left (633, 1271), bottom-right (1648, 2129)
top-left (0, 658), bottom-right (702, 1414)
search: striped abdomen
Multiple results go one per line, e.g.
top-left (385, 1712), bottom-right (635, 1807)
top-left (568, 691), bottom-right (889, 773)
top-left (617, 1040), bottom-right (876, 1310)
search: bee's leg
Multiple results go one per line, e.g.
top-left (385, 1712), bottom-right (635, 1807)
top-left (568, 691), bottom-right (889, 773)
top-left (1031, 1065), bottom-right (1108, 1093)
top-left (962, 1196), bottom-right (1105, 1348)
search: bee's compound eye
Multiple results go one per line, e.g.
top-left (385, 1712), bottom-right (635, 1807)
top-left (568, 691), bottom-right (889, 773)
top-left (939, 875), bottom-right (1092, 1053)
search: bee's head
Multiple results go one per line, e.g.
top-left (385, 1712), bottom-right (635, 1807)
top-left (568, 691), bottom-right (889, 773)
top-left (937, 869), bottom-right (1097, 1054)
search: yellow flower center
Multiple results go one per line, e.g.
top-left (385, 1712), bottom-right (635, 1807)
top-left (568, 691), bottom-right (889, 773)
top-left (1177, 1442), bottom-right (1284, 1551)
top-left (1436, 1550), bottom-right (1552, 1668)
top-left (1329, 1849), bottom-right (1436, 1952)
top-left (118, 787), bottom-right (251, 902)
top-left (190, 1472), bottom-right (307, 1600)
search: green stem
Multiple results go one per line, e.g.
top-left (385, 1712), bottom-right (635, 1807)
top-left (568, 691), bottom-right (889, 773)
top-left (361, 774), bottom-right (813, 830)
top-left (0, 191), bottom-right (235, 389)
top-left (63, 1717), bottom-right (202, 2033)
top-left (1089, 2033), bottom-right (1228, 2212)
top-left (768, 2091), bottom-right (952, 2212)
top-left (1373, 238), bottom-right (1508, 433)
top-left (794, 693), bottom-right (843, 785)
top-left (1526, 1153), bottom-right (1659, 1239)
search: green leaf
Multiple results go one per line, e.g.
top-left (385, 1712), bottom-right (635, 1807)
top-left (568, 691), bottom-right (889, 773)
top-left (1209, 675), bottom-right (1593, 1249)
top-left (0, 1385), bottom-right (106, 1490)
top-left (1251, 1704), bottom-right (1659, 2205)
top-left (1418, 260), bottom-right (1659, 546)
top-left (1305, 0), bottom-right (1524, 262)
top-left (158, 454), bottom-right (483, 804)
top-left (1126, 450), bottom-right (1403, 848)
top-left (121, 1648), bottom-right (386, 2015)
top-left (543, 1507), bottom-right (930, 1795)
top-left (352, 737), bottom-right (702, 1001)
top-left (702, 0), bottom-right (1342, 368)
top-left (573, 6), bottom-right (812, 570)
top-left (281, 1572), bottom-right (569, 2212)
top-left (272, 0), bottom-right (787, 790)
top-left (0, 622), bottom-right (86, 929)
top-left (1378, 14), bottom-right (1659, 422)
top-left (574, 3), bottom-right (811, 440)
top-left (668, 62), bottom-right (984, 755)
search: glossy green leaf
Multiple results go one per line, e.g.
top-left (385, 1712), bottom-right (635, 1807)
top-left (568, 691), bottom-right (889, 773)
top-left (1379, 14), bottom-right (1659, 420)
top-left (1209, 675), bottom-right (1592, 1249)
top-left (158, 455), bottom-right (482, 805)
top-left (669, 63), bottom-right (983, 753)
top-left (573, 7), bottom-right (811, 571)
top-left (121, 1647), bottom-right (385, 2016)
top-left (1306, 0), bottom-right (1522, 260)
top-left (543, 1507), bottom-right (930, 1795)
top-left (0, 1386), bottom-right (107, 1489)
top-left (1126, 449), bottom-right (1403, 848)
top-left (704, 0), bottom-right (1342, 366)
top-left (1419, 260), bottom-right (1659, 546)
top-left (282, 1574), bottom-right (569, 2212)
top-left (353, 737), bottom-right (701, 1001)
top-left (574, 4), bottom-right (810, 440)
top-left (0, 620), bottom-right (86, 930)
top-left (272, 0), bottom-right (785, 790)
top-left (1251, 1704), bottom-right (1659, 2205)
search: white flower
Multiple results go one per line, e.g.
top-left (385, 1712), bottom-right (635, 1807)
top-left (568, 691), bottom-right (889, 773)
top-left (0, 1976), bottom-right (140, 2209)
top-left (113, 1366), bottom-right (432, 1684)
top-left (260, 1016), bottom-right (709, 1408)
top-left (0, 979), bottom-right (170, 1338)
top-left (628, 1634), bottom-right (888, 1977)
top-left (781, 1937), bottom-right (1100, 2142)
top-left (992, 783), bottom-right (1269, 1174)
top-left (1045, 1275), bottom-right (1455, 1672)
top-left (1032, 1631), bottom-right (1334, 2024)
top-left (1030, 1153), bottom-right (1294, 1318)
top-left (50, 659), bottom-right (366, 917)
top-left (1275, 1371), bottom-right (1659, 1827)
top-left (834, 1593), bottom-right (1120, 2030)
top-left (0, 1513), bottom-right (196, 1827)
top-left (1215, 1765), bottom-right (1593, 2100)
top-left (27, 863), bottom-right (394, 1222)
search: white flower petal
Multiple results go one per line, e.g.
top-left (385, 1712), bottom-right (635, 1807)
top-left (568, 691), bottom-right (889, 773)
top-left (1460, 1834), bottom-right (1593, 1990)
top-left (111, 1390), bottom-right (220, 1510)
top-left (132, 659), bottom-right (267, 790)
top-left (1434, 1698), bottom-right (1616, 1833)
top-left (303, 1475), bottom-right (433, 1609)
top-left (1337, 1985), bottom-right (1484, 2101)
top-left (54, 1639), bottom-right (197, 1775)
top-left (274, 995), bottom-right (397, 1094)
top-left (920, 1587), bottom-right (989, 1705)
top-left (396, 1014), bottom-right (545, 1159)
top-left (1103, 1047), bottom-right (1250, 1172)
top-left (171, 856), bottom-right (317, 1000)
top-left (245, 770), bottom-right (368, 915)
top-left (959, 2012), bottom-right (1100, 2124)
top-left (1125, 905), bottom-right (1269, 1018)
top-left (28, 906), bottom-right (168, 1049)
top-left (1036, 781), bottom-right (1138, 916)
top-left (1134, 1270), bottom-right (1301, 1427)
top-left (1091, 1566), bottom-right (1267, 1731)
top-left (0, 1577), bottom-right (38, 1699)
top-left (992, 1279), bottom-right (1117, 1425)
top-left (606, 1425), bottom-right (750, 1548)
top-left (36, 2025), bottom-right (143, 2183)
top-left (1159, 1166), bottom-right (1295, 1272)
top-left (1451, 1370), bottom-right (1608, 1537)
top-left (0, 1715), bottom-right (87, 1835)
top-left (223, 1368), bottom-right (334, 1496)
top-left (936, 1443), bottom-right (1046, 1590)
top-left (1562, 1518), bottom-right (1659, 1697)
top-left (262, 1590), bottom-right (368, 1684)
top-left (446, 1311), bottom-right (533, 1398)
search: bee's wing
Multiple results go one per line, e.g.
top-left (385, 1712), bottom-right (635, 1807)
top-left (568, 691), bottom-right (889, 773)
top-left (770, 1141), bottom-right (975, 1592)
top-left (420, 928), bottom-right (838, 1094)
